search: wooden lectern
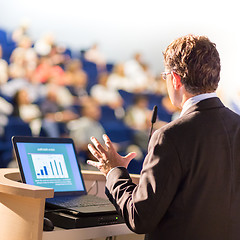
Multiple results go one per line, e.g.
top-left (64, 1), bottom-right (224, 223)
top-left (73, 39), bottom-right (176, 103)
top-left (0, 168), bottom-right (54, 240)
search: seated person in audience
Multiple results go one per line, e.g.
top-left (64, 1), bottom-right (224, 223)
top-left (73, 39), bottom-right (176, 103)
top-left (32, 55), bottom-right (66, 85)
top-left (12, 88), bottom-right (42, 135)
top-left (48, 43), bottom-right (69, 68)
top-left (1, 68), bottom-right (46, 104)
top-left (124, 53), bottom-right (151, 93)
top-left (11, 19), bottom-right (30, 43)
top-left (40, 85), bottom-right (78, 137)
top-left (124, 95), bottom-right (167, 153)
top-left (67, 98), bottom-right (106, 164)
top-left (1, 41), bottom-right (40, 105)
top-left (8, 41), bottom-right (27, 80)
top-left (124, 94), bottom-right (152, 152)
top-left (9, 35), bottom-right (38, 80)
top-left (0, 45), bottom-right (9, 84)
top-left (0, 96), bottom-right (13, 137)
top-left (84, 43), bottom-right (106, 71)
top-left (107, 63), bottom-right (135, 92)
top-left (34, 32), bottom-right (55, 57)
top-left (141, 62), bottom-right (158, 92)
top-left (34, 57), bottom-right (74, 107)
top-left (90, 72), bottom-right (123, 110)
top-left (64, 59), bottom-right (89, 104)
top-left (44, 80), bottom-right (74, 109)
top-left (2, 39), bottom-right (41, 103)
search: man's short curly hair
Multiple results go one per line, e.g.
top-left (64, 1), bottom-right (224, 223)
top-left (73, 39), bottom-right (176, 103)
top-left (163, 35), bottom-right (221, 94)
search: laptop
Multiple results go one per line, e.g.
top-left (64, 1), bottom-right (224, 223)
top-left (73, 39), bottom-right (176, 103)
top-left (12, 136), bottom-right (117, 216)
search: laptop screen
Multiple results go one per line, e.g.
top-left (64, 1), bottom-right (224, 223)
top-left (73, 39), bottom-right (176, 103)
top-left (12, 136), bottom-right (86, 194)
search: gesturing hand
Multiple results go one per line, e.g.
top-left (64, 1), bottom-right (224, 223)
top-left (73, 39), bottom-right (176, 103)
top-left (87, 134), bottom-right (137, 176)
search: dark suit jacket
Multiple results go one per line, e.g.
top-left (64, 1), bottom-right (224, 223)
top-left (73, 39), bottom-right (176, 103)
top-left (106, 97), bottom-right (240, 240)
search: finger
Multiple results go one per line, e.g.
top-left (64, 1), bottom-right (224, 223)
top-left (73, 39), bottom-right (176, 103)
top-left (87, 160), bottom-right (102, 169)
top-left (90, 136), bottom-right (106, 154)
top-left (103, 134), bottom-right (114, 149)
top-left (88, 144), bottom-right (102, 160)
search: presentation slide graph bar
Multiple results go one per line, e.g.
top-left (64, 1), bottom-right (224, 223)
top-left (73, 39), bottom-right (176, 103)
top-left (54, 160), bottom-right (59, 175)
top-left (44, 166), bottom-right (48, 175)
top-left (31, 153), bottom-right (69, 179)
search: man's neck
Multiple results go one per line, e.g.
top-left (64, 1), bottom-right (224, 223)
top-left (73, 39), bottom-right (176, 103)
top-left (180, 92), bottom-right (218, 117)
top-left (180, 92), bottom-right (195, 109)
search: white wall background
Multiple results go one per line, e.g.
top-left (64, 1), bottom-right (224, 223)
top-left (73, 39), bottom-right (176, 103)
top-left (0, 0), bottom-right (239, 103)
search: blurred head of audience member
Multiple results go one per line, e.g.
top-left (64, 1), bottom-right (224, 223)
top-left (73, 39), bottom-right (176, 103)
top-left (12, 88), bottom-right (41, 123)
top-left (84, 43), bottom-right (106, 71)
top-left (33, 55), bottom-right (66, 85)
top-left (49, 43), bottom-right (69, 67)
top-left (68, 98), bottom-right (105, 153)
top-left (107, 63), bottom-right (135, 92)
top-left (90, 72), bottom-right (123, 109)
top-left (0, 44), bottom-right (9, 84)
top-left (124, 52), bottom-right (151, 93)
top-left (34, 32), bottom-right (55, 57)
top-left (11, 19), bottom-right (30, 43)
top-left (124, 94), bottom-right (151, 131)
top-left (64, 59), bottom-right (89, 103)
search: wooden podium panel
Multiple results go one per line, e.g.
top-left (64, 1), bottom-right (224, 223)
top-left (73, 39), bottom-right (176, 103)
top-left (0, 168), bottom-right (54, 240)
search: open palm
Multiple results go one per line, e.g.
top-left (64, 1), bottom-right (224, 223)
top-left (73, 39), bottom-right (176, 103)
top-left (87, 134), bottom-right (137, 176)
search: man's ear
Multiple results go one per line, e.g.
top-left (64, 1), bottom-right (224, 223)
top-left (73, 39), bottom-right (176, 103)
top-left (172, 72), bottom-right (182, 90)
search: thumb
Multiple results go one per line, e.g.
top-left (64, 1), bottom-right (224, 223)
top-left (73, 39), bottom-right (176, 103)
top-left (123, 152), bottom-right (137, 163)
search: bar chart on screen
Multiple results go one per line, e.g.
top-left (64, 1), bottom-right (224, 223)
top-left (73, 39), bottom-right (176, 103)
top-left (31, 153), bottom-right (69, 179)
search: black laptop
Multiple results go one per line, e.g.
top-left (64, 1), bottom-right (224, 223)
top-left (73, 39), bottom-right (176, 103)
top-left (12, 136), bottom-right (117, 216)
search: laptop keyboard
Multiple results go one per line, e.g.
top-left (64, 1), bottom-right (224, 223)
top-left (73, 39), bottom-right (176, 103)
top-left (47, 195), bottom-right (111, 208)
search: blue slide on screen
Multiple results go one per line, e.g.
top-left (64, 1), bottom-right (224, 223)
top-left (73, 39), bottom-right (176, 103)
top-left (17, 142), bottom-right (84, 192)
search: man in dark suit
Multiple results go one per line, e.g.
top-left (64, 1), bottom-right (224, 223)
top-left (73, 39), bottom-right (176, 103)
top-left (87, 35), bottom-right (240, 240)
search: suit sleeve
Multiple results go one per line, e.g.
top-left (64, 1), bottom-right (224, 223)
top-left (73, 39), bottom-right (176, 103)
top-left (105, 129), bottom-right (183, 234)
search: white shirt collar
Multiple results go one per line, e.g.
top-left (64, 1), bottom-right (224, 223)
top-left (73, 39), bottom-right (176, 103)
top-left (180, 92), bottom-right (217, 117)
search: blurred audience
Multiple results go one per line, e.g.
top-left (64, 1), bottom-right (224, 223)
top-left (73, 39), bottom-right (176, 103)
top-left (84, 43), bottom-right (106, 71)
top-left (0, 96), bottom-right (13, 136)
top-left (124, 53), bottom-right (153, 92)
top-left (90, 72), bottom-right (123, 110)
top-left (107, 63), bottom-right (135, 92)
top-left (32, 56), bottom-right (65, 85)
top-left (34, 33), bottom-right (55, 57)
top-left (0, 26), bottom-right (181, 171)
top-left (39, 85), bottom-right (78, 137)
top-left (0, 45), bottom-right (9, 84)
top-left (64, 59), bottom-right (89, 104)
top-left (12, 89), bottom-right (41, 135)
top-left (11, 19), bottom-right (30, 43)
top-left (67, 99), bottom-right (105, 162)
top-left (124, 94), bottom-right (168, 153)
top-left (48, 44), bottom-right (69, 68)
top-left (9, 35), bottom-right (37, 80)
top-left (124, 94), bottom-right (152, 152)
